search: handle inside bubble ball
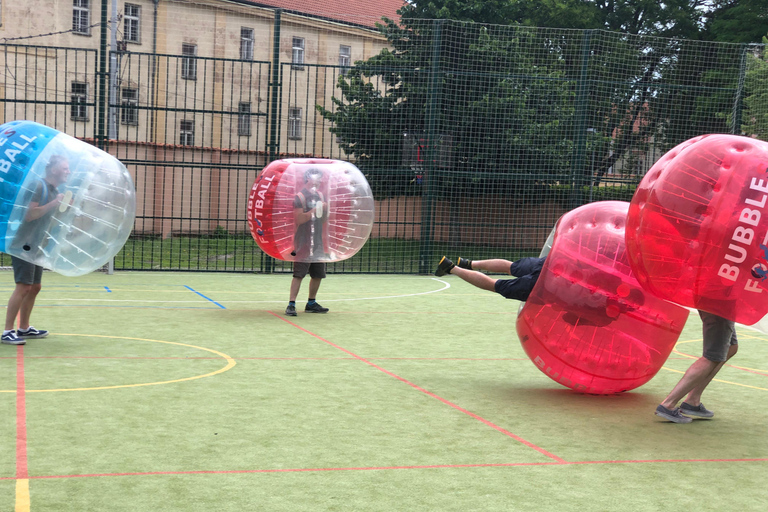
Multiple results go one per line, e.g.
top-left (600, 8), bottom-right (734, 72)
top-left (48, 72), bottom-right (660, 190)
top-left (58, 190), bottom-right (73, 213)
top-left (315, 201), bottom-right (323, 219)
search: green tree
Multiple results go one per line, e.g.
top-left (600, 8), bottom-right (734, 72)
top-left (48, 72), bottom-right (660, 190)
top-left (742, 36), bottom-right (768, 139)
top-left (317, 1), bottom-right (753, 199)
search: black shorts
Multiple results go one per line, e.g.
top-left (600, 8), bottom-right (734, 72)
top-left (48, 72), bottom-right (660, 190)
top-left (699, 310), bottom-right (737, 362)
top-left (293, 262), bottom-right (326, 279)
top-left (494, 257), bottom-right (545, 302)
top-left (11, 256), bottom-right (43, 285)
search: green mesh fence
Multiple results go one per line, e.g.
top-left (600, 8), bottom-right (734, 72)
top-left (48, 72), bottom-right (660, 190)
top-left (0, 13), bottom-right (766, 273)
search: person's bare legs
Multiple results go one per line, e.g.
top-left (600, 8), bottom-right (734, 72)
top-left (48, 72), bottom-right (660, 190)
top-left (307, 277), bottom-right (322, 299)
top-left (684, 344), bottom-right (737, 406)
top-left (289, 277), bottom-right (303, 302)
top-left (17, 283), bottom-right (41, 330)
top-left (660, 356), bottom-right (720, 410)
top-left (449, 266), bottom-right (498, 292)
top-left (469, 259), bottom-right (514, 274)
top-left (5, 283), bottom-right (35, 331)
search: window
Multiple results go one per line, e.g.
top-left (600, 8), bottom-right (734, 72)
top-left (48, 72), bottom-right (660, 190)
top-left (179, 120), bottom-right (195, 146)
top-left (288, 108), bottom-right (302, 140)
top-left (339, 45), bottom-right (351, 71)
top-left (120, 88), bottom-right (139, 125)
top-left (124, 4), bottom-right (141, 43)
top-left (70, 82), bottom-right (88, 120)
top-left (181, 44), bottom-right (197, 80)
top-left (292, 37), bottom-right (304, 70)
top-left (238, 102), bottom-right (251, 136)
top-left (240, 28), bottom-right (254, 61)
top-left (73, 0), bottom-right (90, 35)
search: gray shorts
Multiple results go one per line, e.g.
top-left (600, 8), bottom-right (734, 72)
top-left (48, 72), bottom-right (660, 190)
top-left (699, 310), bottom-right (737, 362)
top-left (293, 262), bottom-right (326, 279)
top-left (11, 256), bottom-right (43, 285)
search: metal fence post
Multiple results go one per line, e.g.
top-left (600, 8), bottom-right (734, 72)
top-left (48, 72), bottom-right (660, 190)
top-left (419, 19), bottom-right (443, 274)
top-left (96, 0), bottom-right (109, 151)
top-left (570, 29), bottom-right (592, 209)
top-left (731, 43), bottom-right (748, 135)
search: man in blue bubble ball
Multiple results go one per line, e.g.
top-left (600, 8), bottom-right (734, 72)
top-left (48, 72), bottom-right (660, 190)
top-left (2, 155), bottom-right (70, 346)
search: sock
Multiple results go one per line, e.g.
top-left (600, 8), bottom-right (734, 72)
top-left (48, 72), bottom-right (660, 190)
top-left (458, 257), bottom-right (473, 269)
top-left (3, 330), bottom-right (12, 335)
top-left (288, 301), bottom-right (296, 307)
top-left (307, 299), bottom-right (317, 305)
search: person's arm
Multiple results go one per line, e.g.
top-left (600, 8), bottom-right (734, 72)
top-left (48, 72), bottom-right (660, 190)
top-left (294, 206), bottom-right (313, 226)
top-left (24, 184), bottom-right (63, 222)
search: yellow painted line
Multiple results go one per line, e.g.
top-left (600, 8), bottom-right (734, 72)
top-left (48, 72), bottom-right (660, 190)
top-left (0, 334), bottom-right (235, 393)
top-left (15, 479), bottom-right (29, 512)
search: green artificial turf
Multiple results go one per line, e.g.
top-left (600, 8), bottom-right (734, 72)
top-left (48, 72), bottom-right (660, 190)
top-left (1, 272), bottom-right (766, 511)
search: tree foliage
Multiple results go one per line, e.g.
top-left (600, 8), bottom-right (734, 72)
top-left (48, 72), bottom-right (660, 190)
top-left (316, 1), bottom-right (762, 199)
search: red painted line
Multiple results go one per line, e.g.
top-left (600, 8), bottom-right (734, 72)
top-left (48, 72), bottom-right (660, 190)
top-left (0, 457), bottom-right (766, 482)
top-left (16, 346), bottom-right (28, 479)
top-left (21, 355), bottom-right (528, 361)
top-left (270, 312), bottom-right (564, 463)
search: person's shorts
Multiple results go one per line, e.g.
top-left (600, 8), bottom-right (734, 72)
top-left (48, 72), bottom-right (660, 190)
top-left (11, 256), bottom-right (43, 285)
top-left (699, 310), bottom-right (737, 362)
top-left (493, 257), bottom-right (545, 301)
top-left (293, 262), bottom-right (326, 279)
top-left (509, 257), bottom-right (545, 278)
top-left (494, 274), bottom-right (539, 301)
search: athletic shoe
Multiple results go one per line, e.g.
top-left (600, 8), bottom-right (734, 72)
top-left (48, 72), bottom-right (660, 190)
top-left (1, 331), bottom-right (26, 345)
top-left (16, 326), bottom-right (49, 339)
top-left (654, 404), bottom-right (692, 424)
top-left (305, 302), bottom-right (329, 313)
top-left (680, 402), bottom-right (714, 418)
top-left (285, 305), bottom-right (297, 317)
top-left (434, 256), bottom-right (455, 277)
top-left (457, 257), bottom-right (472, 269)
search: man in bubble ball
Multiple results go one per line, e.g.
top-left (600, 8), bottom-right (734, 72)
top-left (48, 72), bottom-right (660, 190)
top-left (434, 255), bottom-right (545, 302)
top-left (285, 167), bottom-right (330, 317)
top-left (2, 154), bottom-right (70, 345)
top-left (654, 311), bottom-right (738, 424)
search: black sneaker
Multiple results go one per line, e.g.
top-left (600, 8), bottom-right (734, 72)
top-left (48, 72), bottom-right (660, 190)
top-left (457, 257), bottom-right (473, 269)
top-left (654, 404), bottom-right (692, 424)
top-left (434, 256), bottom-right (455, 277)
top-left (305, 302), bottom-right (329, 313)
top-left (1, 331), bottom-right (26, 345)
top-left (680, 402), bottom-right (714, 418)
top-left (16, 326), bottom-right (49, 339)
top-left (285, 305), bottom-right (297, 317)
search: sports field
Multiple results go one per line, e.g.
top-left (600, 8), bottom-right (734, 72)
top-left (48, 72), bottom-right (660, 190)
top-left (1, 271), bottom-right (767, 511)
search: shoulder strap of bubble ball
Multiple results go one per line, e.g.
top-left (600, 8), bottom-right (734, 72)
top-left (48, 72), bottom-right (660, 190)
top-left (36, 179), bottom-right (49, 205)
top-left (296, 191), bottom-right (306, 210)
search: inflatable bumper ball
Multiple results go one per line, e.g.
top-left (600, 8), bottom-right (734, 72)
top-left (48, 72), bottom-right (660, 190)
top-left (0, 120), bottom-right (136, 276)
top-left (247, 159), bottom-right (375, 262)
top-left (516, 201), bottom-right (690, 394)
top-left (626, 134), bottom-right (768, 327)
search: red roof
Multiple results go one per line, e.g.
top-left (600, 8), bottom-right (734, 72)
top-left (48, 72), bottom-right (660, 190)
top-left (242, 0), bottom-right (404, 29)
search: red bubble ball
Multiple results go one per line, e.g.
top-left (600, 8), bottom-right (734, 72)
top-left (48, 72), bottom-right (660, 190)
top-left (626, 134), bottom-right (768, 325)
top-left (517, 201), bottom-right (690, 394)
top-left (247, 159), bottom-right (374, 262)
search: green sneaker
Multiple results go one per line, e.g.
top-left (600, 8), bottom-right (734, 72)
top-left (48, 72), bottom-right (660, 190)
top-left (434, 256), bottom-right (455, 277)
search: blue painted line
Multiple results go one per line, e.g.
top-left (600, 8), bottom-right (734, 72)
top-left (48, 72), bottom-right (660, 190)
top-left (184, 285), bottom-right (226, 309)
top-left (104, 286), bottom-right (111, 292)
